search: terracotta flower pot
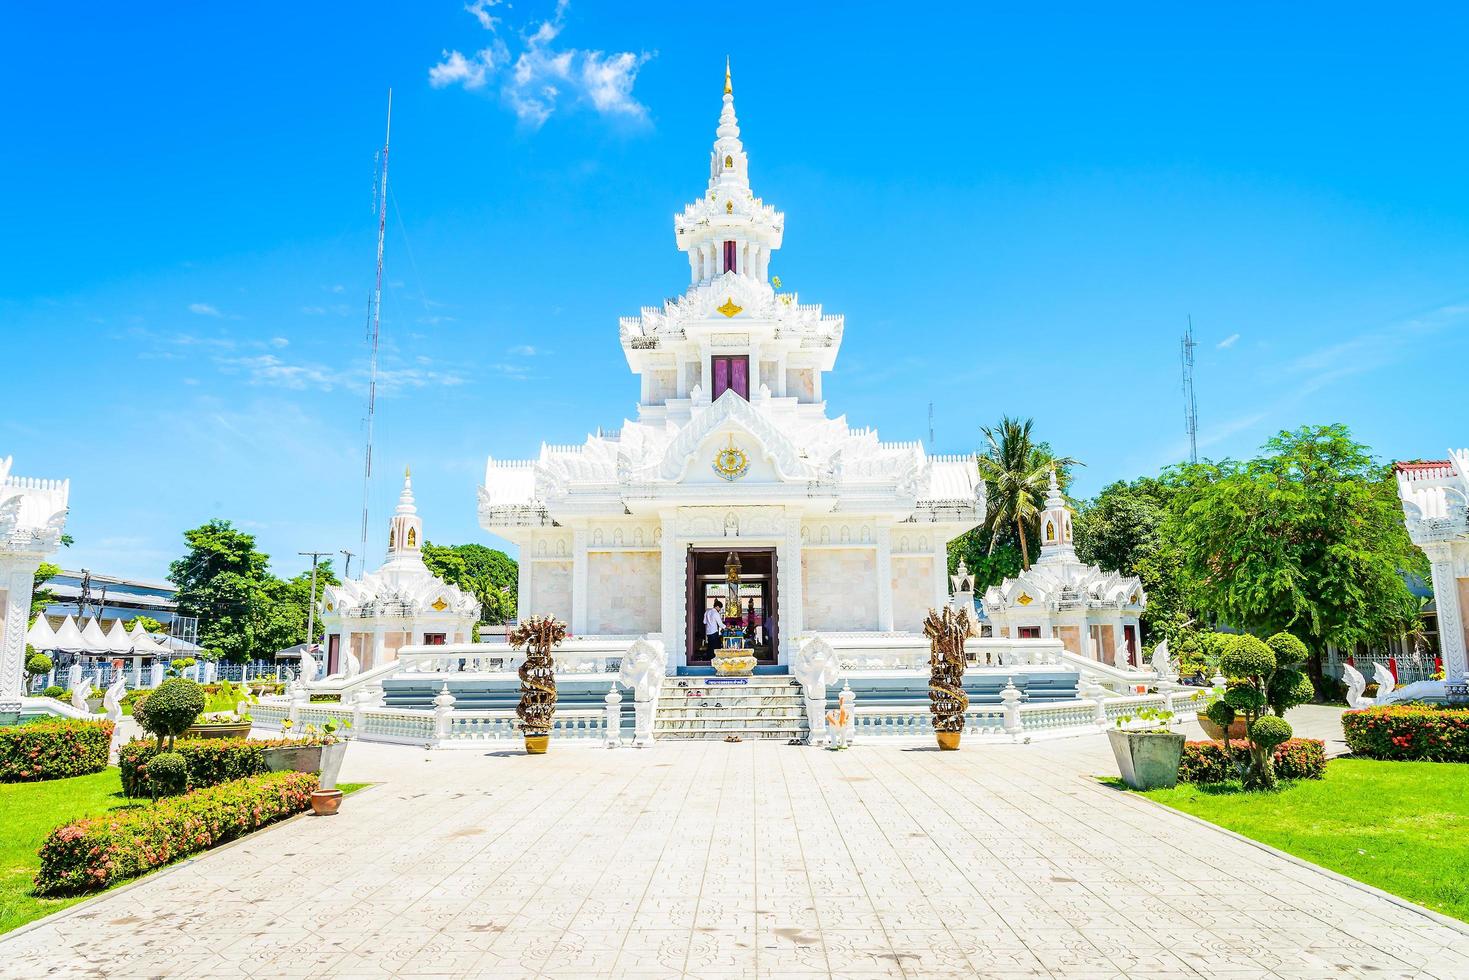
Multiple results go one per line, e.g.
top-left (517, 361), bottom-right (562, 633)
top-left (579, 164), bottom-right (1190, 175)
top-left (524, 734), bottom-right (550, 755)
top-left (310, 789), bottom-right (343, 816)
top-left (936, 731), bottom-right (961, 751)
top-left (1197, 711), bottom-right (1248, 742)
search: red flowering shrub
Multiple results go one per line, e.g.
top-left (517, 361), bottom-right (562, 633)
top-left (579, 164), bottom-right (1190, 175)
top-left (34, 770), bottom-right (317, 894)
top-left (1342, 706), bottom-right (1469, 762)
top-left (1178, 738), bottom-right (1326, 784)
top-left (119, 736), bottom-right (321, 797)
top-left (0, 720), bottom-right (114, 782)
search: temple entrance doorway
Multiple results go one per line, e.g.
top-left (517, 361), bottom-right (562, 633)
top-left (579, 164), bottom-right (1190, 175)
top-left (685, 547), bottom-right (778, 667)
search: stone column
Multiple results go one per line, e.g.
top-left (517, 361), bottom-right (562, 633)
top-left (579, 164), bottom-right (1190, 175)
top-left (778, 517), bottom-right (804, 666)
top-left (1425, 543), bottom-right (1467, 683)
top-left (931, 538), bottom-right (949, 613)
top-left (571, 528), bottom-right (588, 635)
top-left (517, 552), bottom-right (532, 623)
top-left (371, 627), bottom-right (386, 671)
top-left (659, 519), bottom-right (684, 671)
top-left (875, 526), bottom-right (894, 632)
top-left (1, 561), bottom-right (40, 711)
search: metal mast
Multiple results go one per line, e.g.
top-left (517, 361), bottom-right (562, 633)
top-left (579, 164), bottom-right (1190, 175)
top-left (1181, 316), bottom-right (1199, 464)
top-left (359, 90), bottom-right (392, 577)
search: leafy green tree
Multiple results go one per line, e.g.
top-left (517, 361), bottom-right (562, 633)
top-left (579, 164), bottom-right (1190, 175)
top-left (1165, 425), bottom-right (1424, 690)
top-left (422, 542), bottom-right (517, 623)
top-left (1074, 477), bottom-right (1198, 644)
top-left (125, 615), bottom-right (166, 635)
top-left (169, 521), bottom-right (339, 662)
top-left (973, 417), bottom-right (1078, 570)
top-left (29, 562), bottom-right (61, 624)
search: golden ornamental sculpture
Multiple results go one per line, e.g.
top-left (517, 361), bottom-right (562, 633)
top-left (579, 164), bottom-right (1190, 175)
top-left (431, 597), bottom-right (448, 611)
top-left (716, 297), bottom-right (743, 318)
top-left (712, 436), bottom-right (750, 482)
top-left (924, 605), bottom-right (974, 750)
top-left (1016, 592), bottom-right (1033, 606)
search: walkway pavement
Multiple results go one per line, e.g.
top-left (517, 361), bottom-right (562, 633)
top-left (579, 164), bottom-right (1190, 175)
top-left (2, 713), bottom-right (1464, 978)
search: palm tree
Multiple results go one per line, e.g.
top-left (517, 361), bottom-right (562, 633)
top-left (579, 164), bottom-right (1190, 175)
top-left (975, 416), bottom-right (1079, 570)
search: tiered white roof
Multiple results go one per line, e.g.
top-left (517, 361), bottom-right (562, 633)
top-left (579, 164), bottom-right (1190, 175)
top-left (480, 67), bottom-right (985, 535)
top-left (323, 471), bottom-right (479, 626)
top-left (983, 472), bottom-right (1146, 619)
top-left (0, 455), bottom-right (69, 558)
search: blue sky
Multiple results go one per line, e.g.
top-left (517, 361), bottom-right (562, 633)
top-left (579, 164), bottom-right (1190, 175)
top-left (3, 2), bottom-right (1467, 583)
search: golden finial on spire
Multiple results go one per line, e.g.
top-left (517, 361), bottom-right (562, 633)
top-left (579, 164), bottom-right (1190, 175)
top-left (404, 464), bottom-right (411, 479)
top-left (724, 57), bottom-right (732, 95)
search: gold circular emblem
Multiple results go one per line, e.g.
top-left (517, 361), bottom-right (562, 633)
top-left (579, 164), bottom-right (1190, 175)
top-left (713, 445), bottom-right (750, 482)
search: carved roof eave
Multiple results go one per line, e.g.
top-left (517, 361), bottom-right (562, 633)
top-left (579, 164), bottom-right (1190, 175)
top-left (981, 562), bottom-right (1146, 614)
top-left (648, 392), bottom-right (818, 484)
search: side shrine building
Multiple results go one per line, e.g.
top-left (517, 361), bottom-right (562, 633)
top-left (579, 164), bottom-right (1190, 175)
top-left (479, 68), bottom-right (985, 672)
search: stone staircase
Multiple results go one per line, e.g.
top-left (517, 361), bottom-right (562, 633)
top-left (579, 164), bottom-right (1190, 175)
top-left (655, 675), bottom-right (807, 740)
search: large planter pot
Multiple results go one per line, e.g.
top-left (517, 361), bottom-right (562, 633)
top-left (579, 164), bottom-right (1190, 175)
top-left (262, 743), bottom-right (323, 775)
top-left (310, 789), bottom-right (343, 816)
top-left (318, 741), bottom-right (347, 790)
top-left (1108, 729), bottom-right (1186, 790)
top-left (936, 731), bottom-right (961, 751)
top-left (183, 722), bottom-right (253, 741)
top-left (524, 734), bottom-right (549, 755)
top-left (1196, 711), bottom-right (1248, 742)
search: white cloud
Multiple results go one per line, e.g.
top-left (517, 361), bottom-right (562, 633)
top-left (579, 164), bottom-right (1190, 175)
top-left (189, 302), bottom-right (222, 317)
top-left (508, 344), bottom-right (539, 356)
top-left (221, 354), bottom-right (335, 391)
top-left (1216, 333), bottom-right (1240, 349)
top-left (270, 337), bottom-right (290, 348)
top-left (429, 0), bottom-right (653, 128)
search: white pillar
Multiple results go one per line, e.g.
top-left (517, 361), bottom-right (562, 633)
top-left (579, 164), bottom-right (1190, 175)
top-left (1, 562), bottom-right (39, 709)
top-left (779, 517), bottom-right (804, 666)
top-left (875, 526), bottom-right (894, 632)
top-left (371, 628), bottom-right (386, 671)
top-left (517, 553), bottom-right (532, 623)
top-left (571, 528), bottom-right (588, 635)
top-left (1425, 544), bottom-right (1467, 683)
top-left (931, 538), bottom-right (949, 613)
top-left (659, 521), bottom-right (684, 671)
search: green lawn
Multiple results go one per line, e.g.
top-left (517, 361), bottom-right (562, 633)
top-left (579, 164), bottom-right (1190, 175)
top-left (1139, 758), bottom-right (1469, 922)
top-left (0, 771), bottom-right (370, 935)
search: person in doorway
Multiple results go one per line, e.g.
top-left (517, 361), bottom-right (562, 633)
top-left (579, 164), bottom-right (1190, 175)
top-left (704, 599), bottom-right (724, 658)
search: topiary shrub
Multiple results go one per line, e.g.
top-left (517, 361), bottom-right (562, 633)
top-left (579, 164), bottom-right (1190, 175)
top-left (134, 678), bottom-right (205, 750)
top-left (1342, 706), bottom-right (1469, 762)
top-left (0, 720), bottom-right (114, 782)
top-left (42, 685), bottom-right (64, 700)
top-left (34, 771), bottom-right (318, 895)
top-left (144, 752), bottom-right (189, 799)
top-left (1209, 632), bottom-right (1314, 790)
top-left (25, 652), bottom-right (53, 679)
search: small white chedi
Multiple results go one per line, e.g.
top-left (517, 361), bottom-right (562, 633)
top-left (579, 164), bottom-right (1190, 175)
top-left (319, 469), bottom-right (479, 674)
top-left (0, 455), bottom-right (69, 714)
top-left (477, 65), bottom-right (985, 673)
top-left (1395, 453), bottom-right (1469, 686)
top-left (982, 470), bottom-right (1146, 667)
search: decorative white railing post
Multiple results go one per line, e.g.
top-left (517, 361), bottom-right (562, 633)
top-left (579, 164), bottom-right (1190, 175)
top-left (1001, 678), bottom-right (1023, 737)
top-left (1083, 680), bottom-right (1107, 728)
top-left (350, 688), bottom-right (375, 739)
top-left (433, 683), bottom-right (456, 742)
top-left (149, 662), bottom-right (164, 688)
top-left (604, 683), bottom-right (623, 748)
top-left (288, 684), bottom-right (307, 726)
top-left (1161, 684), bottom-right (1177, 724)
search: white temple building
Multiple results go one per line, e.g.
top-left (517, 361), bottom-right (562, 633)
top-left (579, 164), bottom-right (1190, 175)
top-left (982, 471), bottom-right (1145, 666)
top-left (0, 455), bottom-right (69, 715)
top-left (478, 66), bottom-right (985, 672)
top-left (1396, 452), bottom-right (1469, 684)
top-left (320, 470), bottom-right (479, 674)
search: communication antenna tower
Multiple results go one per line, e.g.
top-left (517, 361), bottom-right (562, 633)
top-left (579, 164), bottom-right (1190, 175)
top-left (359, 90), bottom-right (392, 577)
top-left (1181, 316), bottom-right (1199, 464)
top-left (927, 402), bottom-right (934, 448)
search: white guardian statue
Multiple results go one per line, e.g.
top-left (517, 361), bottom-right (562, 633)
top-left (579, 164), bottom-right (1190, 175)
top-left (618, 637), bottom-right (667, 747)
top-left (70, 678), bottom-right (92, 714)
top-left (1341, 662), bottom-right (1372, 709)
top-left (102, 673), bottom-right (126, 723)
top-left (298, 645), bottom-right (320, 685)
top-left (793, 635), bottom-right (840, 745)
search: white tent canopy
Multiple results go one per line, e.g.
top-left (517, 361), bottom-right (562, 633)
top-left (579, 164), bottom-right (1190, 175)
top-left (51, 615), bottom-right (87, 652)
top-left (25, 615), bottom-right (56, 650)
top-left (130, 632), bottom-right (170, 656)
top-left (127, 620), bottom-right (150, 640)
top-left (80, 618), bottom-right (108, 652)
top-left (103, 619), bottom-right (134, 655)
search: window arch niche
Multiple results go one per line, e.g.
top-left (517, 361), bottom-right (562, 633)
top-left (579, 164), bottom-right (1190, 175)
top-left (407, 528), bottom-right (416, 547)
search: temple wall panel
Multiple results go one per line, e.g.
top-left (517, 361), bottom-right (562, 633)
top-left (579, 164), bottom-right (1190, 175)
top-left (530, 560), bottom-right (573, 624)
top-left (587, 552), bottom-right (661, 635)
top-left (802, 549), bottom-right (877, 632)
top-left (890, 556), bottom-right (933, 632)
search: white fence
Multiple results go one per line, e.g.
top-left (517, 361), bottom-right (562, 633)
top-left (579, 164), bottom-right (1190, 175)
top-left (248, 686), bottom-right (1207, 749)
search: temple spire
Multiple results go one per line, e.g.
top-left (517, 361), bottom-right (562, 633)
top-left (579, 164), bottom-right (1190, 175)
top-left (386, 465), bottom-right (424, 565)
top-left (724, 57), bottom-right (732, 95)
top-left (1037, 468), bottom-right (1076, 563)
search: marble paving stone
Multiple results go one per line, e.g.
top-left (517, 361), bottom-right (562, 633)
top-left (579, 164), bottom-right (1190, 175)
top-left (1, 727), bottom-right (1465, 979)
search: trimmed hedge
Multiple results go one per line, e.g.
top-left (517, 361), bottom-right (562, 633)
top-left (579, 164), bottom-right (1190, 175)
top-left (1342, 705), bottom-right (1469, 762)
top-left (1178, 738), bottom-right (1326, 784)
top-left (0, 720), bottom-right (114, 783)
top-left (119, 736), bottom-right (321, 798)
top-left (35, 770), bottom-right (318, 895)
